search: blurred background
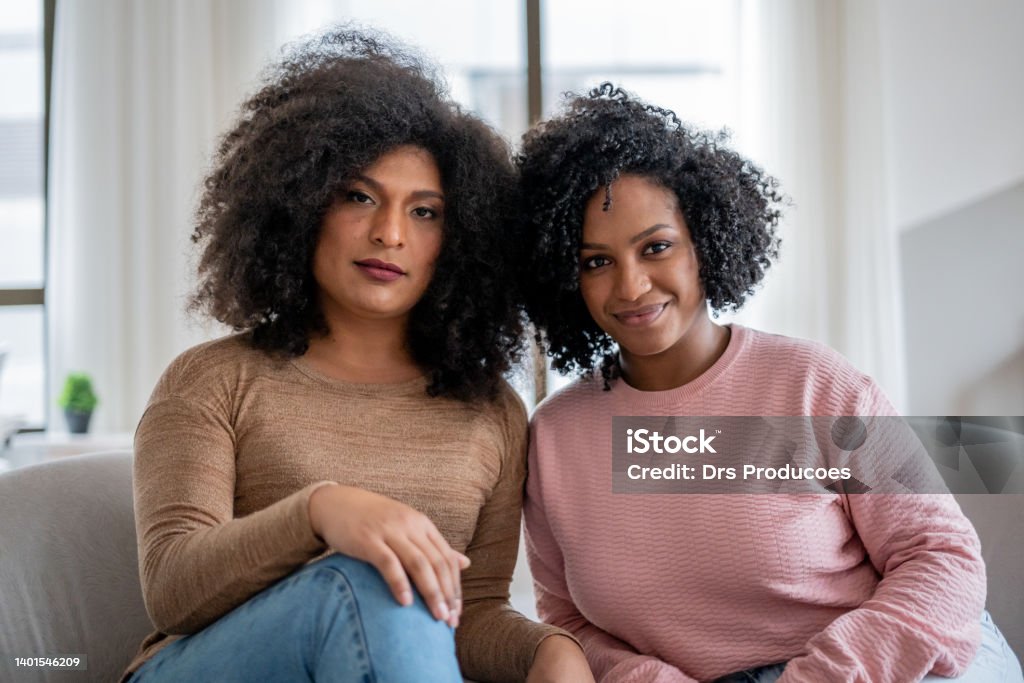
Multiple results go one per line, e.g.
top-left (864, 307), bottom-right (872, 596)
top-left (1, 0), bottom-right (1022, 439)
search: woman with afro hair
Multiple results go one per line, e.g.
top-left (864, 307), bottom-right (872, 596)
top-left (123, 28), bottom-right (591, 683)
top-left (519, 84), bottom-right (1020, 683)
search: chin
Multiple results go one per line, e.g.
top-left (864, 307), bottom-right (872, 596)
top-left (351, 295), bottom-right (415, 316)
top-left (606, 327), bottom-right (670, 354)
top-left (612, 338), bottom-right (673, 359)
top-left (363, 307), bottom-right (412, 320)
top-left (621, 345), bottom-right (674, 359)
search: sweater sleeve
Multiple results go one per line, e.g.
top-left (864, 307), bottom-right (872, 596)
top-left (779, 382), bottom-right (986, 683)
top-left (523, 424), bottom-right (696, 683)
top-left (133, 394), bottom-right (335, 635)
top-left (455, 388), bottom-right (575, 683)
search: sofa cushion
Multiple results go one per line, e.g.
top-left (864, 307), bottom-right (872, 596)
top-left (0, 451), bottom-right (151, 682)
top-left (954, 493), bottom-right (1024, 656)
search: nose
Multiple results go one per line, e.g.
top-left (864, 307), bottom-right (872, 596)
top-left (613, 260), bottom-right (651, 302)
top-left (368, 205), bottom-right (406, 248)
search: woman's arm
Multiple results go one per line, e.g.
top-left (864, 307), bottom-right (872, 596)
top-left (779, 383), bottom-right (986, 683)
top-left (134, 395), bottom-right (335, 634)
top-left (778, 492), bottom-right (985, 683)
top-left (523, 420), bottom-right (695, 683)
top-left (454, 388), bottom-right (586, 683)
top-left (523, 487), bottom-right (696, 683)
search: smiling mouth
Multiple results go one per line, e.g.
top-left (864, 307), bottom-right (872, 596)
top-left (612, 302), bottom-right (668, 327)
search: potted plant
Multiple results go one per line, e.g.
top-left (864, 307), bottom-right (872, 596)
top-left (58, 373), bottom-right (99, 434)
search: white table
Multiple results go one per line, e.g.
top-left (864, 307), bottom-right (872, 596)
top-left (0, 431), bottom-right (133, 471)
top-left (1, 415), bottom-right (24, 446)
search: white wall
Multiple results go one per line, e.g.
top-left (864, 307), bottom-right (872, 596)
top-left (878, 0), bottom-right (1024, 232)
top-left (900, 181), bottom-right (1024, 415)
top-left (879, 0), bottom-right (1024, 415)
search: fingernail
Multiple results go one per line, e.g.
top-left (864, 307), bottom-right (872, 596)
top-left (399, 591), bottom-right (412, 606)
top-left (436, 602), bottom-right (450, 621)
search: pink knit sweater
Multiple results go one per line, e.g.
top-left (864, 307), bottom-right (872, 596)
top-left (524, 325), bottom-right (985, 683)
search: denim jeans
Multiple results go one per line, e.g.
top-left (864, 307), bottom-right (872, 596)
top-left (130, 553), bottom-right (462, 683)
top-left (715, 611), bottom-right (1023, 683)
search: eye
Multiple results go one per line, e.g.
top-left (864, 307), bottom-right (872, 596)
top-left (581, 255), bottom-right (611, 270)
top-left (642, 241), bottom-right (672, 256)
top-left (347, 190), bottom-right (374, 204)
top-left (412, 206), bottom-right (440, 219)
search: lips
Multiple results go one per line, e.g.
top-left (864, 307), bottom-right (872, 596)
top-left (354, 258), bottom-right (405, 282)
top-left (612, 302), bottom-right (668, 327)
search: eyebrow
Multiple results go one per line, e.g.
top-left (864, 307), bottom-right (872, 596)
top-left (580, 223), bottom-right (672, 250)
top-left (352, 174), bottom-right (445, 202)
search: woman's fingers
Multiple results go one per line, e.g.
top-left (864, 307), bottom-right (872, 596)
top-left (388, 535), bottom-right (451, 623)
top-left (366, 542), bottom-right (414, 607)
top-left (427, 527), bottom-right (465, 623)
top-left (447, 545), bottom-right (463, 623)
top-left (413, 531), bottom-right (461, 627)
top-left (410, 533), bottom-right (459, 627)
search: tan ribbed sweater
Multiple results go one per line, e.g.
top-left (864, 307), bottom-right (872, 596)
top-left (122, 334), bottom-right (566, 682)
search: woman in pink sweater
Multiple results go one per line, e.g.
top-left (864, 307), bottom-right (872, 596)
top-left (516, 84), bottom-right (1022, 683)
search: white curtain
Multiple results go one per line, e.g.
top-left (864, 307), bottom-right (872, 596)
top-left (47, 0), bottom-right (310, 432)
top-left (728, 0), bottom-right (907, 410)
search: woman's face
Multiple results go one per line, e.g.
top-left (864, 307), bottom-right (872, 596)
top-left (313, 145), bottom-right (445, 327)
top-left (578, 174), bottom-right (708, 361)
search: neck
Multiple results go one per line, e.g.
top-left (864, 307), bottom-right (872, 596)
top-left (619, 318), bottom-right (730, 392)
top-left (304, 315), bottom-right (423, 384)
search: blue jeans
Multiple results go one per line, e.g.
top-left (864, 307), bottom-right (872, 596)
top-left (716, 611), bottom-right (1023, 682)
top-left (130, 553), bottom-right (462, 682)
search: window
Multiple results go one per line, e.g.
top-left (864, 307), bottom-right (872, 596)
top-left (0, 0), bottom-right (47, 430)
top-left (277, 1), bottom-right (527, 141)
top-left (542, 0), bottom-right (741, 129)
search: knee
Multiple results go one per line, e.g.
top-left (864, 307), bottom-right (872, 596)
top-left (302, 554), bottom-right (455, 650)
top-left (306, 553), bottom-right (382, 586)
top-left (285, 554), bottom-right (458, 681)
top-left (301, 553), bottom-right (436, 624)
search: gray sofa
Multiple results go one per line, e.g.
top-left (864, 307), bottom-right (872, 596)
top-left (0, 452), bottom-right (150, 681)
top-left (0, 451), bottom-right (1021, 682)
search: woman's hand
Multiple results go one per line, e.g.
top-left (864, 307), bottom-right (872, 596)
top-left (308, 482), bottom-right (469, 628)
top-left (527, 635), bottom-right (596, 683)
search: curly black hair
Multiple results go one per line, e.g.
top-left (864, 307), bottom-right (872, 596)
top-left (517, 83), bottom-right (783, 381)
top-left (189, 27), bottom-right (523, 401)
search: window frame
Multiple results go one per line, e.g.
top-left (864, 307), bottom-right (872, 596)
top-left (0, 0), bottom-right (53, 432)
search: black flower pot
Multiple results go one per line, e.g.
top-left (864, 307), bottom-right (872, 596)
top-left (64, 409), bottom-right (93, 434)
